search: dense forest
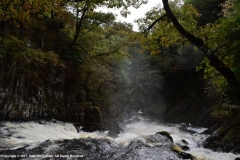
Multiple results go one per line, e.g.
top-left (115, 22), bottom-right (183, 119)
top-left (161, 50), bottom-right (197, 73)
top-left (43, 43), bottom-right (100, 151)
top-left (1, 0), bottom-right (240, 153)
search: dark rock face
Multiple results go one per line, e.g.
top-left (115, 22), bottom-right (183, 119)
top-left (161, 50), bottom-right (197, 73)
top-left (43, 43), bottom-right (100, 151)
top-left (154, 45), bottom-right (216, 128)
top-left (83, 105), bottom-right (103, 132)
top-left (204, 112), bottom-right (240, 153)
top-left (0, 133), bottom-right (192, 160)
top-left (161, 69), bottom-right (216, 128)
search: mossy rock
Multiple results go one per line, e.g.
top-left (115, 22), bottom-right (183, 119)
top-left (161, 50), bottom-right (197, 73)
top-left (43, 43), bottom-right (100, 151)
top-left (92, 106), bottom-right (102, 122)
top-left (171, 144), bottom-right (184, 152)
top-left (84, 106), bottom-right (102, 122)
top-left (171, 144), bottom-right (196, 160)
top-left (205, 112), bottom-right (240, 153)
top-left (223, 128), bottom-right (238, 141)
top-left (83, 105), bottom-right (102, 131)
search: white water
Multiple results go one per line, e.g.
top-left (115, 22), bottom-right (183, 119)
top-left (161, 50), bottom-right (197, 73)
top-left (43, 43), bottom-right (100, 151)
top-left (0, 121), bottom-right (110, 149)
top-left (115, 117), bottom-right (206, 148)
top-left (0, 116), bottom-right (239, 160)
top-left (115, 116), bottom-right (239, 160)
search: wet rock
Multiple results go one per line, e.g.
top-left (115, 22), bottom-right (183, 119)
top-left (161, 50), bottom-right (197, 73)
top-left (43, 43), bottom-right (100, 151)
top-left (177, 139), bottom-right (190, 151)
top-left (0, 133), bottom-right (189, 160)
top-left (83, 106), bottom-right (102, 132)
top-left (105, 121), bottom-right (122, 137)
top-left (156, 131), bottom-right (174, 142)
top-left (171, 144), bottom-right (195, 160)
top-left (73, 123), bottom-right (82, 133)
top-left (233, 147), bottom-right (240, 153)
top-left (122, 139), bottom-right (180, 160)
top-left (181, 146), bottom-right (190, 151)
top-left (171, 144), bottom-right (184, 152)
top-left (204, 112), bottom-right (240, 153)
top-left (202, 123), bottom-right (220, 134)
top-left (146, 133), bottom-right (173, 145)
top-left (182, 139), bottom-right (188, 145)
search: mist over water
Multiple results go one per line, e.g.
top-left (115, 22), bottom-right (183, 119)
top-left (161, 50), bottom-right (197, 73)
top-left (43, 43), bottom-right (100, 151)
top-left (0, 115), bottom-right (239, 160)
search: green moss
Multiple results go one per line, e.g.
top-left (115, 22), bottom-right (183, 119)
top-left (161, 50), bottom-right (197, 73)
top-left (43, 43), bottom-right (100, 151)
top-left (171, 144), bottom-right (184, 152)
top-left (171, 144), bottom-right (197, 160)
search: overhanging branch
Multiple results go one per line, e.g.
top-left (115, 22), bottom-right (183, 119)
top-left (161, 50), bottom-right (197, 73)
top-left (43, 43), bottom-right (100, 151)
top-left (144, 14), bottom-right (167, 36)
top-left (162, 0), bottom-right (240, 94)
top-left (162, 0), bottom-right (204, 47)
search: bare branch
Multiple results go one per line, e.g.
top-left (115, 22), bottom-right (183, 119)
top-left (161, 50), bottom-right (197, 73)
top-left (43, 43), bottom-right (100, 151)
top-left (69, 2), bottom-right (89, 47)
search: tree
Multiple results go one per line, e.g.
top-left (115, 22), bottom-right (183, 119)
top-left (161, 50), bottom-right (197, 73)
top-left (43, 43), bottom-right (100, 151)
top-left (139, 0), bottom-right (240, 104)
top-left (65, 0), bottom-right (148, 47)
top-left (184, 0), bottom-right (224, 26)
top-left (0, 0), bottom-right (140, 125)
top-left (138, 0), bottom-right (201, 52)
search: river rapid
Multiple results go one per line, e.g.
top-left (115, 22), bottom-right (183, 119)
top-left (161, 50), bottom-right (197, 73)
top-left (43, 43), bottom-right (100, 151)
top-left (0, 115), bottom-right (239, 160)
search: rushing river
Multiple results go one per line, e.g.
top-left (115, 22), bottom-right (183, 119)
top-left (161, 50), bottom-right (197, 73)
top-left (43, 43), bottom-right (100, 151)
top-left (0, 115), bottom-right (239, 160)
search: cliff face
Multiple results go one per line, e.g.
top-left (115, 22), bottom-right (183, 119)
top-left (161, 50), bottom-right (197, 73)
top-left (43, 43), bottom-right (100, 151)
top-left (0, 49), bottom-right (103, 132)
top-left (204, 108), bottom-right (240, 153)
top-left (161, 70), bottom-right (216, 127)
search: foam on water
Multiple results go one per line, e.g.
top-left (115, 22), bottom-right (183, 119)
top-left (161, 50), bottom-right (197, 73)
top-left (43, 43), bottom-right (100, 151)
top-left (188, 148), bottom-right (239, 160)
top-left (114, 116), bottom-right (239, 160)
top-left (115, 120), bottom-right (180, 145)
top-left (115, 117), bottom-right (204, 148)
top-left (115, 118), bottom-right (240, 160)
top-left (0, 116), bottom-right (239, 160)
top-left (0, 121), bottom-right (109, 148)
top-left (187, 127), bottom-right (208, 133)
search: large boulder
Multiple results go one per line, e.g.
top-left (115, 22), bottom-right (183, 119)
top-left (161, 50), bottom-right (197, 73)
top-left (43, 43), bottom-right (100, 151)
top-left (83, 104), bottom-right (103, 132)
top-left (0, 132), bottom-right (197, 160)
